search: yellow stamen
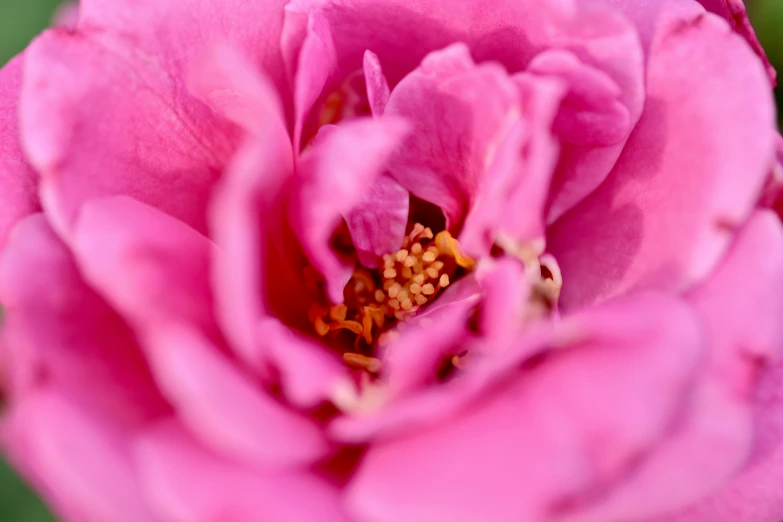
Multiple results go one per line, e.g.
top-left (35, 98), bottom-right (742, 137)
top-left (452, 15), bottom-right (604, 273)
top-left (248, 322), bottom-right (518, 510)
top-left (343, 353), bottom-right (382, 373)
top-left (435, 230), bottom-right (475, 268)
top-left (330, 304), bottom-right (348, 322)
top-left (330, 320), bottom-right (363, 335)
top-left (308, 222), bottom-right (473, 348)
top-left (362, 308), bottom-right (373, 345)
top-left (314, 317), bottom-right (329, 336)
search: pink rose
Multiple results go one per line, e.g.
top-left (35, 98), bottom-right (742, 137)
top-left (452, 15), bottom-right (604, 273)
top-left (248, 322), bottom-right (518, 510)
top-left (1, 0), bottom-right (781, 521)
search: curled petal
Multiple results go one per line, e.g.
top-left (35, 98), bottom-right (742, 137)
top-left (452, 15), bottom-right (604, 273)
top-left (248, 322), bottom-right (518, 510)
top-left (550, 12), bottom-right (777, 310)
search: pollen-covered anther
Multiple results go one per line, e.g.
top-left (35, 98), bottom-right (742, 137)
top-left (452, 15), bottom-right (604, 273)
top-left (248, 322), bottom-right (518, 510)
top-left (343, 353), bottom-right (383, 373)
top-left (388, 283), bottom-right (401, 299)
top-left (330, 304), bottom-right (348, 322)
top-left (330, 320), bottom-right (363, 334)
top-left (435, 230), bottom-right (474, 268)
top-left (310, 223), bottom-right (473, 356)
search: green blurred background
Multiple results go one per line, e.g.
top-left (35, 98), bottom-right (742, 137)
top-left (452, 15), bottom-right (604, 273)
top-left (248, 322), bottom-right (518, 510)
top-left (0, 0), bottom-right (781, 520)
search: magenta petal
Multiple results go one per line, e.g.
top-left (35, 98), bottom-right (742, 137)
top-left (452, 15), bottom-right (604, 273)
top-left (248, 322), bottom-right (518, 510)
top-left (636, 212), bottom-right (783, 522)
top-left (20, 30), bottom-right (233, 238)
top-left (71, 196), bottom-right (218, 337)
top-left (0, 214), bottom-right (168, 428)
top-left (347, 292), bottom-right (704, 522)
top-left (475, 257), bottom-right (530, 340)
top-left (68, 197), bottom-right (328, 466)
top-left (385, 43), bottom-right (522, 229)
top-left (294, 10), bottom-right (337, 151)
top-left (193, 43), bottom-right (296, 368)
top-left (560, 212), bottom-right (783, 522)
top-left (363, 50), bottom-right (390, 116)
top-left (382, 298), bottom-right (474, 397)
top-left (256, 318), bottom-right (347, 408)
top-left (696, 0), bottom-right (776, 85)
top-left (136, 421), bottom-right (350, 522)
top-left (188, 43), bottom-right (291, 141)
top-left (0, 57), bottom-right (39, 251)
top-left (528, 48), bottom-right (642, 223)
top-left (79, 0), bottom-right (291, 97)
top-left (2, 390), bottom-right (157, 522)
top-left (346, 173), bottom-right (409, 268)
top-left (144, 325), bottom-right (330, 467)
top-left (549, 12), bottom-right (777, 310)
top-left (293, 117), bottom-right (409, 302)
top-left (460, 74), bottom-right (563, 255)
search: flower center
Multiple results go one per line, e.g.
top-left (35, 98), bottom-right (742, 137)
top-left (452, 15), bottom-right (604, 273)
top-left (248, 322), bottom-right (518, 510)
top-left (308, 223), bottom-right (474, 369)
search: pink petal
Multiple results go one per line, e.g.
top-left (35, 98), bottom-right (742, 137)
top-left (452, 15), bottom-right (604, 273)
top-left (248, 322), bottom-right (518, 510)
top-left (346, 173), bottom-right (409, 268)
top-left (294, 10), bottom-right (338, 151)
top-left (257, 318), bottom-right (347, 408)
top-left (144, 325), bottom-right (330, 467)
top-left (188, 43), bottom-right (291, 140)
top-left (0, 56), bottom-right (39, 251)
top-left (559, 211), bottom-right (783, 522)
top-left (696, 0), bottom-right (777, 85)
top-left (78, 0), bottom-right (291, 100)
top-left (293, 117), bottom-right (410, 303)
top-left (638, 212), bottom-right (783, 522)
top-left (385, 43), bottom-right (522, 230)
top-left (382, 297), bottom-right (474, 397)
top-left (459, 74), bottom-right (563, 255)
top-left (67, 197), bottom-right (328, 466)
top-left (284, 0), bottom-right (630, 87)
top-left (529, 47), bottom-right (642, 223)
top-left (2, 390), bottom-right (158, 522)
top-left (549, 11), bottom-right (777, 310)
top-left (135, 421), bottom-right (350, 522)
top-left (192, 43), bottom-right (298, 369)
top-left (474, 257), bottom-right (530, 340)
top-left (0, 214), bottom-right (168, 429)
top-left (363, 50), bottom-right (390, 116)
top-left (71, 196), bottom-right (219, 337)
top-left (347, 292), bottom-right (704, 522)
top-left (20, 29), bottom-right (233, 238)
top-left (199, 60), bottom-right (342, 408)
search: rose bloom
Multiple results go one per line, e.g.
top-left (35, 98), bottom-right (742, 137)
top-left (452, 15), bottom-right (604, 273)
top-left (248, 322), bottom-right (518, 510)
top-left (1, 0), bottom-right (782, 521)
